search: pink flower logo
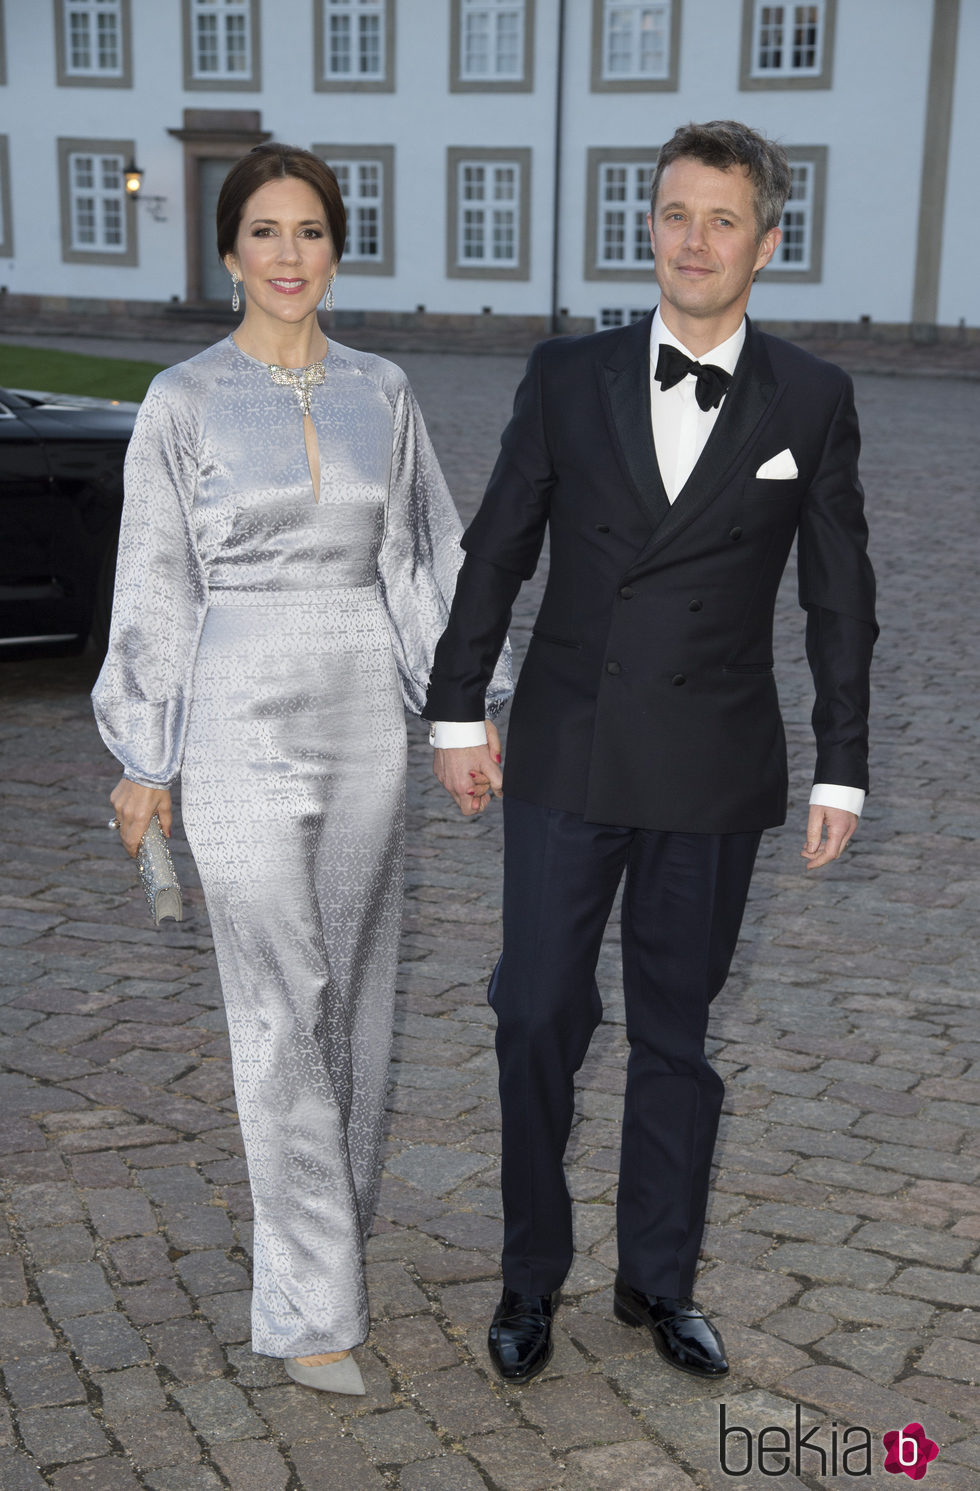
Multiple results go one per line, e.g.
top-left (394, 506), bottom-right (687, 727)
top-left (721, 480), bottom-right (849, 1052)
top-left (882, 1423), bottom-right (939, 1479)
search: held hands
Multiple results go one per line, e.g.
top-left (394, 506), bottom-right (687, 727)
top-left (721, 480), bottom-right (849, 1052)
top-left (801, 803), bottom-right (858, 870)
top-left (110, 777), bottom-right (173, 858)
top-left (433, 720), bottom-right (503, 817)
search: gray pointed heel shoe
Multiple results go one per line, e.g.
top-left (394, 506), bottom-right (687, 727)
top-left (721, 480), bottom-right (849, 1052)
top-left (284, 1354), bottom-right (366, 1395)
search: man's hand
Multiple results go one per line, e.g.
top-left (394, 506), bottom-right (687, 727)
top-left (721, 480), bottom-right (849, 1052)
top-left (433, 720), bottom-right (503, 817)
top-left (801, 804), bottom-right (858, 870)
top-left (110, 777), bottom-right (172, 858)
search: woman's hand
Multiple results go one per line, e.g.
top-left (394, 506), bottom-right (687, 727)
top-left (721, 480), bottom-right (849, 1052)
top-left (109, 778), bottom-right (173, 858)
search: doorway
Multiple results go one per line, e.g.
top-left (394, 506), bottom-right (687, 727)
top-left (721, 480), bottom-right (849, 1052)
top-left (199, 157), bottom-right (237, 302)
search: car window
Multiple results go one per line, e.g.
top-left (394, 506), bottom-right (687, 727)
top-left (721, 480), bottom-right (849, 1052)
top-left (0, 387), bottom-right (34, 413)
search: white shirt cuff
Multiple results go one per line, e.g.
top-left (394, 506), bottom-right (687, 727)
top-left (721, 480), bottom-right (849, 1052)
top-left (810, 783), bottom-right (865, 817)
top-left (428, 720), bottom-right (488, 749)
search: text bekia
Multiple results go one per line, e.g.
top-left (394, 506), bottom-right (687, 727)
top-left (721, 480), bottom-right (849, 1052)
top-left (719, 1403), bottom-right (872, 1477)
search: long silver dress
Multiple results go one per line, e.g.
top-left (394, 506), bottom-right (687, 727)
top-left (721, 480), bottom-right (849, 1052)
top-left (93, 335), bottom-right (509, 1358)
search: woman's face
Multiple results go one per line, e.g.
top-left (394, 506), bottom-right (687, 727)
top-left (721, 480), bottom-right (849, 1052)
top-left (224, 176), bottom-right (336, 329)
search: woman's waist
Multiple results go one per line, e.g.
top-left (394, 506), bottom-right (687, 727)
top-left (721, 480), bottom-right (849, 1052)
top-left (195, 588), bottom-right (394, 662)
top-left (207, 575), bottom-right (378, 604)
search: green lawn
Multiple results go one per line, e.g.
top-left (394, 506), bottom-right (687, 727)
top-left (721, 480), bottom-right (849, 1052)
top-left (0, 344), bottom-right (165, 402)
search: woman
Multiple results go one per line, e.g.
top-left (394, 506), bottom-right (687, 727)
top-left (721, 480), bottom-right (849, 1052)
top-left (93, 144), bottom-right (509, 1395)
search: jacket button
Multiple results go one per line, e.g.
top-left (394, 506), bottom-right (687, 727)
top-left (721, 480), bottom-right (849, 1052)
top-left (730, 526), bottom-right (743, 540)
top-left (595, 523), bottom-right (610, 533)
top-left (672, 673), bottom-right (686, 686)
top-left (688, 599), bottom-right (703, 612)
top-left (619, 586), bottom-right (634, 599)
top-left (606, 661), bottom-right (621, 676)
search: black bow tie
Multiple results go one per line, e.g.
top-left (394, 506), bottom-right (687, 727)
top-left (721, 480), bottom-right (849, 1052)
top-left (655, 343), bottom-right (732, 411)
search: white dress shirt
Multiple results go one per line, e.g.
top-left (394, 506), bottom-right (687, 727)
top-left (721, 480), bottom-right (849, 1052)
top-left (432, 311), bottom-right (864, 819)
top-left (651, 309), bottom-right (745, 503)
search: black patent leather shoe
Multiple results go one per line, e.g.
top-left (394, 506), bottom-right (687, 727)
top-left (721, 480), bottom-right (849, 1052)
top-left (613, 1275), bottom-right (729, 1378)
top-left (487, 1288), bottom-right (560, 1384)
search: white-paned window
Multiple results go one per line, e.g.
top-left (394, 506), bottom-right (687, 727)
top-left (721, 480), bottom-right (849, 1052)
top-left (771, 160), bottom-right (813, 270)
top-left (192, 0), bottom-right (251, 78)
top-left (601, 2), bottom-right (671, 80)
top-left (64, 0), bottom-right (123, 77)
top-left (599, 306), bottom-right (648, 327)
top-left (332, 159), bottom-right (383, 261)
top-left (597, 162), bottom-right (655, 268)
top-left (317, 144), bottom-right (393, 269)
top-left (458, 161), bottom-right (520, 266)
top-left (460, 0), bottom-right (524, 81)
top-left (324, 0), bottom-right (385, 80)
top-left (69, 152), bottom-right (126, 251)
top-left (751, 2), bottom-right (823, 77)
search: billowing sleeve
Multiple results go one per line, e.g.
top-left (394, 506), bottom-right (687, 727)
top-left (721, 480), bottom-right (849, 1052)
top-left (91, 374), bottom-right (208, 786)
top-left (376, 374), bottom-right (512, 716)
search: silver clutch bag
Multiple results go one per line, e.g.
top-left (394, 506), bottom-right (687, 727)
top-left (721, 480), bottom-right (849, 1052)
top-left (136, 815), bottom-right (183, 926)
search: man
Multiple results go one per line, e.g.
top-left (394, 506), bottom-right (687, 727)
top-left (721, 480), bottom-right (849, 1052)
top-left (423, 121), bottom-right (876, 1384)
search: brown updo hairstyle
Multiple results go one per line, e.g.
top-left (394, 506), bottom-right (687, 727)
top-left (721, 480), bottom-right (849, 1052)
top-left (216, 143), bottom-right (347, 263)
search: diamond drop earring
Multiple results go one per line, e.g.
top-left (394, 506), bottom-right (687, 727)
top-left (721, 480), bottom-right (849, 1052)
top-left (231, 274), bottom-right (240, 313)
top-left (324, 276), bottom-right (335, 312)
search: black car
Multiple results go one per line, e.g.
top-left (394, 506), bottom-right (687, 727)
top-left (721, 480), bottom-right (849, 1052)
top-left (0, 385), bottom-right (136, 656)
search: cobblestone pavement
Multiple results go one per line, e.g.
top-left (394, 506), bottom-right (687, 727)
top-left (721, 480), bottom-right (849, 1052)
top-left (1, 346), bottom-right (979, 1491)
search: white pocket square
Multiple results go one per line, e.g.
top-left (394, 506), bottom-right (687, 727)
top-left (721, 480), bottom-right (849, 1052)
top-left (755, 449), bottom-right (798, 480)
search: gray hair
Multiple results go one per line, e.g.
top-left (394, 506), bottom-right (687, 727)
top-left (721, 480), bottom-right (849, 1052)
top-left (649, 121), bottom-right (791, 241)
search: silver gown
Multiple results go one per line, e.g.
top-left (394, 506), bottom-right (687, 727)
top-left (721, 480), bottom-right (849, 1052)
top-left (93, 335), bottom-right (510, 1357)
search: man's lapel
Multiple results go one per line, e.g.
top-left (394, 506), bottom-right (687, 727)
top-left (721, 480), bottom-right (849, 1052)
top-left (636, 317), bottom-right (781, 560)
top-left (597, 312), bottom-right (670, 529)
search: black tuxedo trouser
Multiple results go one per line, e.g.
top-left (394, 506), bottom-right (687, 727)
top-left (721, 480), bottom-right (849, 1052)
top-left (491, 795), bottom-right (761, 1299)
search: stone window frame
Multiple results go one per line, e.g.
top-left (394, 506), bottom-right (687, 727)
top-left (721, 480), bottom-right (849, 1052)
top-left (761, 144), bottom-right (827, 284)
top-left (0, 136), bottom-right (13, 257)
top-left (54, 0), bottom-right (133, 89)
top-left (449, 0), bottom-right (535, 94)
top-left (57, 135), bottom-right (138, 267)
top-left (181, 0), bottom-right (262, 92)
top-left (314, 0), bottom-right (395, 93)
top-left (590, 0), bottom-right (681, 93)
top-left (739, 0), bottom-right (836, 91)
top-left (584, 147), bottom-right (658, 283)
top-left (313, 143), bottom-right (395, 276)
top-left (446, 146), bottom-right (532, 282)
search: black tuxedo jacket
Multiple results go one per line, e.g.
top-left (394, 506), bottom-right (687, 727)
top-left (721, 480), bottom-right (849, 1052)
top-left (424, 311), bottom-right (877, 834)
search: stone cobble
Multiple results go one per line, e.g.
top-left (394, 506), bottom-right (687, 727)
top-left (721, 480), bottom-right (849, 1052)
top-left (1, 340), bottom-right (978, 1489)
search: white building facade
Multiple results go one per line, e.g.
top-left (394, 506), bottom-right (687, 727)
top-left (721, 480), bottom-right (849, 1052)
top-left (0, 0), bottom-right (972, 335)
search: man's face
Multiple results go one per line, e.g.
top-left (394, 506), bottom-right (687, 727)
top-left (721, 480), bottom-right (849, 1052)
top-left (647, 157), bottom-right (781, 343)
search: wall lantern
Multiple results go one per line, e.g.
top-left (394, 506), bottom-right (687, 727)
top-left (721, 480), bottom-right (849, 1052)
top-left (124, 159), bottom-right (168, 222)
